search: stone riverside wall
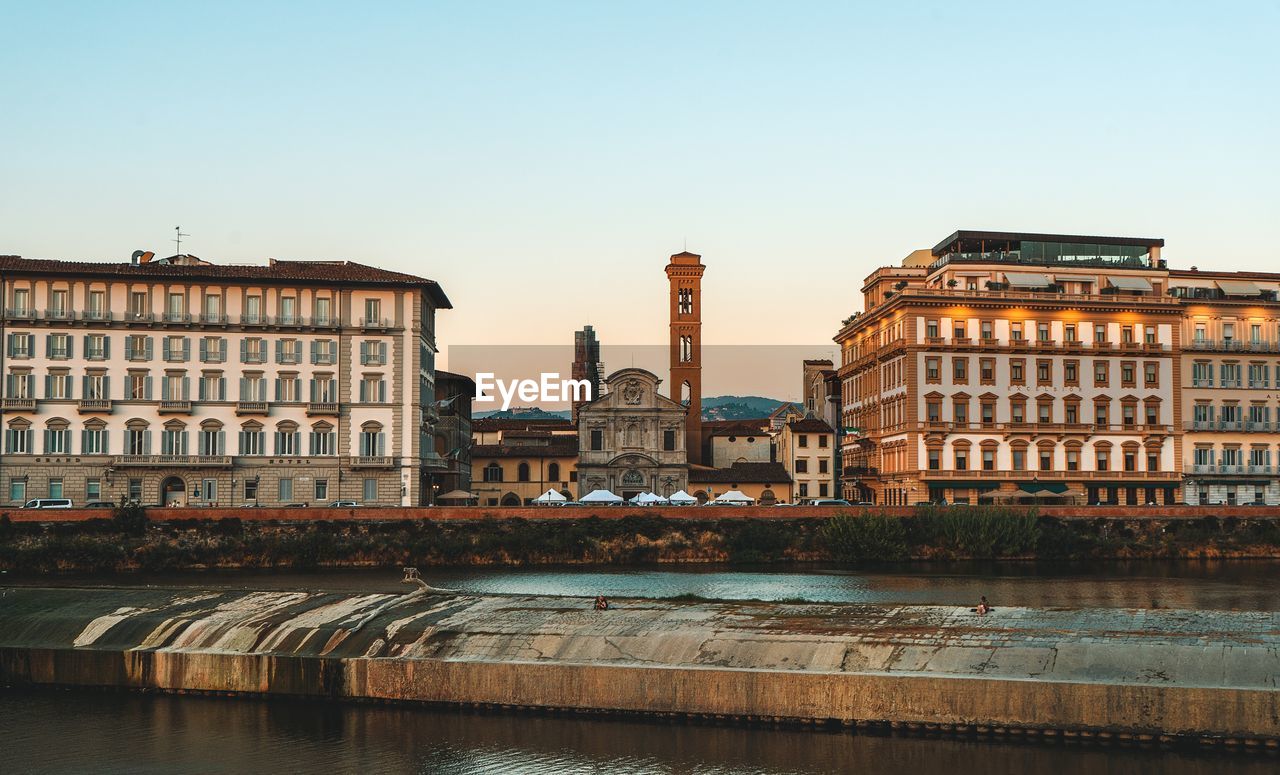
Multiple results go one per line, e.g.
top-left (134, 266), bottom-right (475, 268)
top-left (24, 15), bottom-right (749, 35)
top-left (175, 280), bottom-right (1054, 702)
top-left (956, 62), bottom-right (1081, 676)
top-left (8, 504), bottom-right (1280, 523)
top-left (1, 587), bottom-right (1277, 742)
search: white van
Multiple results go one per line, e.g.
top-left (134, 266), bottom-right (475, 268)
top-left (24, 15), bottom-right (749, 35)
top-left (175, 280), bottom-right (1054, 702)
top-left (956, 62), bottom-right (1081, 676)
top-left (22, 498), bottom-right (74, 509)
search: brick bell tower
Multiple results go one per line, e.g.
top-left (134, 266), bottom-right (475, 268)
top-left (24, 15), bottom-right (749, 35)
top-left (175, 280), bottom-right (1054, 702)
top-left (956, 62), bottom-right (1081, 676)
top-left (665, 251), bottom-right (705, 465)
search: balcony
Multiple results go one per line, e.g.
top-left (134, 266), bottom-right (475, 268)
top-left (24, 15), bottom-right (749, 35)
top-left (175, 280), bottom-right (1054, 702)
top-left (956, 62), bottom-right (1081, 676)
top-left (78, 310), bottom-right (115, 323)
top-left (360, 317), bottom-right (393, 330)
top-left (422, 452), bottom-right (449, 469)
top-left (272, 316), bottom-right (303, 327)
top-left (77, 399), bottom-right (113, 414)
top-left (159, 400), bottom-right (193, 414)
top-left (306, 401), bottom-right (339, 416)
top-left (923, 469), bottom-right (1181, 481)
top-left (1185, 464), bottom-right (1273, 476)
top-left (124, 311), bottom-right (155, 323)
top-left (163, 312), bottom-right (192, 324)
top-left (1, 397), bottom-right (36, 412)
top-left (1187, 339), bottom-right (1280, 353)
top-left (41, 309), bottom-right (73, 322)
top-left (307, 316), bottom-right (340, 329)
top-left (351, 455), bottom-right (394, 468)
top-left (200, 313), bottom-right (229, 325)
top-left (112, 454), bottom-right (233, 468)
top-left (1185, 420), bottom-right (1271, 432)
top-left (240, 315), bottom-right (268, 327)
top-left (4, 308), bottom-right (36, 321)
top-left (235, 400), bottom-right (269, 416)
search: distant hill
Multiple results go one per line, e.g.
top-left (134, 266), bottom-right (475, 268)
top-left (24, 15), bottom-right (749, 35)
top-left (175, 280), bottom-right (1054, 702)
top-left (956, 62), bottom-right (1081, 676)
top-left (701, 395), bottom-right (787, 421)
top-left (473, 406), bottom-right (572, 420)
top-left (473, 396), bottom-right (788, 422)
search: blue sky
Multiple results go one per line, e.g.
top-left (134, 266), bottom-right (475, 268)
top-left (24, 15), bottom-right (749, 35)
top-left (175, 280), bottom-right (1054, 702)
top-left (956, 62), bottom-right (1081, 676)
top-left (2, 1), bottom-right (1277, 358)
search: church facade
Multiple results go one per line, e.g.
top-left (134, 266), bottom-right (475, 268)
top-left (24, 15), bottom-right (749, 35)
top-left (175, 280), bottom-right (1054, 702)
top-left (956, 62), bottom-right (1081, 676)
top-left (576, 368), bottom-right (688, 499)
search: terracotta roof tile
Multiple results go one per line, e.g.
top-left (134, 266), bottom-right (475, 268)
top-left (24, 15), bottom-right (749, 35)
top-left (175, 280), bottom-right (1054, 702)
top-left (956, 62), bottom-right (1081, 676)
top-left (688, 462), bottom-right (792, 484)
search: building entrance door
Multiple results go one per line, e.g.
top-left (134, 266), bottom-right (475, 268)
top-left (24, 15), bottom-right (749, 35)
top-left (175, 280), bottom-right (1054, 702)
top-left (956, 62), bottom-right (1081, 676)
top-left (161, 477), bottom-right (186, 507)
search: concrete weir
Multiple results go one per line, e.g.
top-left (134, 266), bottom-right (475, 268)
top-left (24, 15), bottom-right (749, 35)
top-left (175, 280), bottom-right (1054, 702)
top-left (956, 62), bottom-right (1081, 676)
top-left (1, 587), bottom-right (1278, 745)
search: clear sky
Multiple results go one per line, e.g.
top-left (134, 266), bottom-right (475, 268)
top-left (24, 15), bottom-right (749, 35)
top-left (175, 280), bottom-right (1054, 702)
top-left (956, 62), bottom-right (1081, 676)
top-left (3, 1), bottom-right (1277, 367)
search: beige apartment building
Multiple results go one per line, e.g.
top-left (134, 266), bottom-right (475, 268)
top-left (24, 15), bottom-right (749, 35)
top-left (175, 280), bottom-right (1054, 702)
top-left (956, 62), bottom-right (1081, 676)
top-left (0, 252), bottom-right (450, 507)
top-left (836, 231), bottom-right (1185, 506)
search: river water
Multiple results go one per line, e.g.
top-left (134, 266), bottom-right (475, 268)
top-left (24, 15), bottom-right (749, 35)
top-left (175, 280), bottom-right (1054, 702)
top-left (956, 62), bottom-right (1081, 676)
top-left (1, 689), bottom-right (1271, 775)
top-left (9, 559), bottom-right (1280, 610)
top-left (4, 562), bottom-right (1278, 772)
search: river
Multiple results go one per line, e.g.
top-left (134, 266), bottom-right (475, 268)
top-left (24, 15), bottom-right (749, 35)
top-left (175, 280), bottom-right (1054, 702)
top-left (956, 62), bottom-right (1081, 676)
top-left (1, 689), bottom-right (1271, 775)
top-left (7, 559), bottom-right (1279, 610)
top-left (5, 562), bottom-right (1278, 772)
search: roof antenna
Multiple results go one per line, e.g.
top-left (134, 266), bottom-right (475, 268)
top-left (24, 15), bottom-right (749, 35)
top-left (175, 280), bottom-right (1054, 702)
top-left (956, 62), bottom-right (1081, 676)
top-left (173, 226), bottom-right (189, 256)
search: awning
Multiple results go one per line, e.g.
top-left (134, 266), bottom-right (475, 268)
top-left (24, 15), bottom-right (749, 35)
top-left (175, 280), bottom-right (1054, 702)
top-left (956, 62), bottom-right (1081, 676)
top-left (924, 480), bottom-right (1000, 491)
top-left (1215, 279), bottom-right (1262, 297)
top-left (1018, 482), bottom-right (1069, 495)
top-left (1107, 275), bottom-right (1154, 292)
top-left (1004, 272), bottom-right (1053, 288)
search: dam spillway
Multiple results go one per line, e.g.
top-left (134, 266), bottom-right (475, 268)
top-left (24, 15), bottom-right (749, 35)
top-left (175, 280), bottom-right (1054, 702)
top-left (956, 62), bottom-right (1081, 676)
top-left (1, 586), bottom-right (1277, 745)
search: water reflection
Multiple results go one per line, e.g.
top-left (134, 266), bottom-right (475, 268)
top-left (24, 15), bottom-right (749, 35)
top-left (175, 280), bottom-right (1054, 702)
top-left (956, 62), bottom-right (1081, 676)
top-left (13, 560), bottom-right (1280, 611)
top-left (1, 690), bottom-right (1270, 775)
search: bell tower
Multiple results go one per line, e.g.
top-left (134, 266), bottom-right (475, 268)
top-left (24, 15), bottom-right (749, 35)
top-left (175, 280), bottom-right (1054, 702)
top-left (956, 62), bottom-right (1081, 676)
top-left (665, 251), bottom-right (705, 465)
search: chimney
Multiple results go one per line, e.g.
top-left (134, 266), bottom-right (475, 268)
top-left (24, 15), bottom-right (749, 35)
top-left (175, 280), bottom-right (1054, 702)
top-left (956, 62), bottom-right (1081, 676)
top-left (131, 250), bottom-right (155, 265)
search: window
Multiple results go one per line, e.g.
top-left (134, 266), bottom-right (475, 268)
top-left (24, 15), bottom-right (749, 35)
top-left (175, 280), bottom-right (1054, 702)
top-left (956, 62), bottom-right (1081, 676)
top-left (125, 427), bottom-right (148, 456)
top-left (1096, 450), bottom-right (1110, 471)
top-left (83, 427), bottom-right (107, 454)
top-left (276, 375), bottom-right (300, 403)
top-left (48, 333), bottom-right (71, 359)
top-left (663, 429), bottom-right (676, 451)
top-left (1038, 401), bottom-right (1051, 423)
top-left (982, 449), bottom-right (995, 471)
top-left (161, 428), bottom-right (187, 456)
top-left (926, 399), bottom-right (941, 422)
top-left (11, 288), bottom-right (30, 315)
top-left (162, 373), bottom-right (188, 402)
top-left (85, 333), bottom-right (108, 360)
top-left (1010, 360), bottom-right (1024, 384)
top-left (312, 377), bottom-right (336, 403)
top-left (277, 339), bottom-right (302, 365)
top-left (199, 373), bottom-right (225, 401)
top-left (203, 293), bottom-right (223, 322)
top-left (1036, 360), bottom-right (1051, 384)
top-left (798, 483), bottom-right (809, 498)
top-left (86, 478), bottom-right (101, 501)
top-left (198, 427), bottom-right (222, 456)
top-left (275, 426), bottom-right (299, 456)
top-left (359, 376), bottom-right (386, 403)
top-left (240, 375), bottom-right (265, 402)
top-left (314, 479), bottom-right (328, 501)
top-left (980, 320), bottom-right (993, 340)
top-left (359, 340), bottom-right (387, 365)
top-left (796, 459), bottom-right (808, 474)
top-left (309, 427), bottom-right (335, 455)
top-left (980, 358), bottom-right (995, 383)
top-left (9, 479), bottom-right (26, 503)
top-left (279, 478), bottom-right (293, 503)
top-left (819, 458), bottom-right (829, 474)
top-left (548, 462), bottom-right (561, 481)
top-left (125, 334), bottom-right (152, 361)
top-left (1037, 322), bottom-right (1050, 342)
top-left (45, 426), bottom-right (70, 454)
top-left (1122, 404), bottom-right (1136, 427)
top-left (362, 478), bottom-right (378, 503)
top-left (1095, 402), bottom-right (1109, 426)
top-left (981, 400), bottom-right (995, 425)
top-left (954, 448), bottom-right (968, 471)
top-left (279, 296), bottom-right (297, 325)
top-left (1010, 400), bottom-right (1025, 423)
top-left (590, 429), bottom-right (603, 450)
top-left (678, 288), bottom-right (693, 314)
top-left (952, 358), bottom-right (967, 382)
top-left (926, 320), bottom-right (939, 338)
top-left (239, 427), bottom-right (265, 455)
top-left (818, 435), bottom-right (828, 448)
top-left (1121, 362), bottom-right (1136, 387)
top-left (364, 299), bottom-right (382, 324)
top-left (1064, 360), bottom-right (1078, 385)
top-left (359, 428), bottom-right (384, 457)
top-left (200, 479), bottom-right (218, 503)
top-left (244, 295), bottom-right (262, 324)
top-left (129, 478), bottom-right (143, 502)
top-left (1094, 361), bottom-right (1108, 386)
top-left (927, 449), bottom-right (940, 470)
top-left (1066, 450), bottom-right (1080, 471)
top-left (241, 338), bottom-right (266, 364)
top-left (314, 297), bottom-right (332, 325)
top-left (1123, 451), bottom-right (1137, 472)
top-left (311, 340), bottom-right (336, 365)
top-left (199, 337), bottom-right (226, 363)
top-left (1192, 361), bottom-right (1213, 387)
top-left (484, 463), bottom-right (503, 482)
top-left (517, 462), bottom-right (531, 482)
top-left (128, 372), bottom-right (151, 400)
top-left (798, 434), bottom-right (808, 448)
top-left (679, 335), bottom-right (693, 362)
top-left (244, 479), bottom-right (258, 502)
top-left (1064, 324), bottom-right (1077, 342)
top-left (1012, 449), bottom-right (1026, 471)
top-left (83, 374), bottom-right (108, 401)
top-left (1146, 403), bottom-right (1160, 426)
top-left (7, 333), bottom-right (32, 358)
top-left (1094, 324), bottom-right (1107, 343)
top-left (953, 399), bottom-right (968, 424)
top-left (1011, 322), bottom-right (1023, 341)
top-left (46, 372), bottom-right (72, 399)
top-left (1144, 362), bottom-right (1159, 387)
top-left (129, 291), bottom-right (149, 319)
top-left (925, 358), bottom-right (940, 382)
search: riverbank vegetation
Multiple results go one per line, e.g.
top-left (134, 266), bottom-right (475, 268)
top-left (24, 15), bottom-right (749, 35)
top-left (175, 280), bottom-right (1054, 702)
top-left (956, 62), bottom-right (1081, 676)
top-left (1, 507), bottom-right (1279, 574)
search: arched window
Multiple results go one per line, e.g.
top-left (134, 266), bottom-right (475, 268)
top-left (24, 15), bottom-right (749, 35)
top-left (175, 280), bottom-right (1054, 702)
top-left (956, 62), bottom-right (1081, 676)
top-left (547, 461), bottom-right (561, 482)
top-left (125, 418), bottom-right (151, 456)
top-left (484, 462), bottom-right (503, 483)
top-left (359, 421), bottom-right (384, 458)
top-left (4, 418), bottom-right (33, 455)
top-left (517, 461), bottom-right (531, 482)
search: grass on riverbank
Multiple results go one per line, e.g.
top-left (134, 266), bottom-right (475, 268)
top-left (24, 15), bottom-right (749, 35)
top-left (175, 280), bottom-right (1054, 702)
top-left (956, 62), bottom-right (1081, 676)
top-left (2, 507), bottom-right (1280, 574)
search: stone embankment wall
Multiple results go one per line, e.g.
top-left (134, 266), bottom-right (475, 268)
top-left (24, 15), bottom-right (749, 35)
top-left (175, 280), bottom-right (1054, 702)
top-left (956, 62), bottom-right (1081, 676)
top-left (1, 587), bottom-right (1277, 743)
top-left (8, 504), bottom-right (1280, 523)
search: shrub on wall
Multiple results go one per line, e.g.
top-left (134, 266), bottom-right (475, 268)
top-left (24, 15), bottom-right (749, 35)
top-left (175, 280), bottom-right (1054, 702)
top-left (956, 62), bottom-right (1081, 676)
top-left (821, 512), bottom-right (909, 562)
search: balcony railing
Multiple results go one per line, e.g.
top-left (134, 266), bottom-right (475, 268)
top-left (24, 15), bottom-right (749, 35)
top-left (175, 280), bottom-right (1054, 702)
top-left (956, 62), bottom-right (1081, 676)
top-left (111, 454), bottom-right (233, 468)
top-left (0, 397), bottom-right (36, 412)
top-left (240, 315), bottom-right (267, 326)
top-left (1187, 340), bottom-right (1280, 353)
top-left (916, 421), bottom-right (1169, 435)
top-left (306, 401), bottom-right (339, 416)
top-left (41, 309), bottom-right (73, 321)
top-left (422, 452), bottom-right (449, 469)
top-left (78, 310), bottom-right (115, 322)
top-left (235, 400), bottom-right (269, 415)
top-left (1186, 464), bottom-right (1276, 476)
top-left (893, 286), bottom-right (1182, 307)
top-left (200, 313), bottom-right (229, 325)
top-left (77, 399), bottom-right (113, 414)
top-left (352, 455), bottom-right (394, 467)
top-left (923, 469), bottom-right (1181, 481)
top-left (163, 312), bottom-right (192, 324)
top-left (1185, 420), bottom-right (1273, 432)
top-left (359, 318), bottom-right (393, 330)
top-left (125, 311), bottom-right (155, 323)
top-left (4, 308), bottom-right (36, 320)
top-left (159, 400), bottom-right (193, 414)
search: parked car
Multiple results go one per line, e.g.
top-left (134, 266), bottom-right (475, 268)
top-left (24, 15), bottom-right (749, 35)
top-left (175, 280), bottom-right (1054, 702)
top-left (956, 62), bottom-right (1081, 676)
top-left (82, 501), bottom-right (116, 509)
top-left (282, 503), bottom-right (310, 508)
top-left (328, 501), bottom-right (361, 508)
top-left (22, 498), bottom-right (74, 509)
top-left (810, 499), bottom-right (853, 507)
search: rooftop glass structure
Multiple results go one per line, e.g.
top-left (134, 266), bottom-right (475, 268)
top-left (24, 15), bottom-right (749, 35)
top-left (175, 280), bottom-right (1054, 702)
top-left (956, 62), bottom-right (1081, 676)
top-left (930, 230), bottom-right (1164, 271)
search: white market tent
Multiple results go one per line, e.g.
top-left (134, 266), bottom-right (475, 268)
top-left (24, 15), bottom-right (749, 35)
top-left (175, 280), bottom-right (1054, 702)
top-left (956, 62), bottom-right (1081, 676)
top-left (630, 492), bottom-right (669, 505)
top-left (532, 488), bottom-right (567, 504)
top-left (713, 490), bottom-right (755, 504)
top-left (580, 489), bottom-right (624, 504)
top-left (436, 489), bottom-right (477, 502)
top-left (667, 490), bottom-right (698, 505)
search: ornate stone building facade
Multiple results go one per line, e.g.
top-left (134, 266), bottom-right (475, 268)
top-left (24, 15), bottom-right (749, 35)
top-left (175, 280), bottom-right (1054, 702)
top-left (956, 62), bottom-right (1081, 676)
top-left (0, 252), bottom-right (450, 507)
top-left (576, 368), bottom-right (688, 499)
